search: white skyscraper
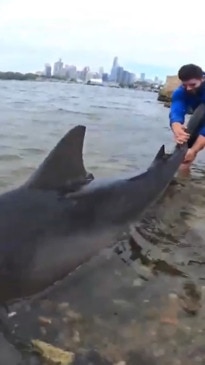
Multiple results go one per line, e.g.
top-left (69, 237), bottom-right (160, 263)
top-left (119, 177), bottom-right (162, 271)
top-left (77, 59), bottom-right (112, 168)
top-left (110, 57), bottom-right (119, 82)
top-left (53, 58), bottom-right (63, 77)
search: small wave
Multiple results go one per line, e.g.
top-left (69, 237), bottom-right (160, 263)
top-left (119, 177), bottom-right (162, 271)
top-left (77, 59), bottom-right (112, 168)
top-left (12, 101), bottom-right (26, 105)
top-left (110, 101), bottom-right (122, 105)
top-left (91, 104), bottom-right (132, 112)
top-left (57, 108), bottom-right (92, 116)
top-left (20, 147), bottom-right (45, 155)
top-left (0, 154), bottom-right (23, 162)
top-left (91, 105), bottom-right (108, 109)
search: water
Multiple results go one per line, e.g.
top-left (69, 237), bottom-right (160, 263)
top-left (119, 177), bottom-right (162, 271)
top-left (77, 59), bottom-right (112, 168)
top-left (0, 81), bottom-right (205, 364)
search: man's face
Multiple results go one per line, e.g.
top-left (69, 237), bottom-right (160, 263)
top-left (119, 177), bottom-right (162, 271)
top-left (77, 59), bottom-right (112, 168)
top-left (182, 78), bottom-right (203, 93)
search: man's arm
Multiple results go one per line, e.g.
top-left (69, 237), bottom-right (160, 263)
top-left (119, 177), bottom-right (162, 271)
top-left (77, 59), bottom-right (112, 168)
top-left (169, 87), bottom-right (187, 127)
top-left (169, 87), bottom-right (189, 143)
top-left (191, 126), bottom-right (205, 153)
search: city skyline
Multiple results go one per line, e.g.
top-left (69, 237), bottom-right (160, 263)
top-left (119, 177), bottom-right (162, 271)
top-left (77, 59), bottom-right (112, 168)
top-left (41, 56), bottom-right (164, 87)
top-left (0, 52), bottom-right (177, 81)
top-left (0, 0), bottom-right (204, 80)
top-left (41, 59), bottom-right (175, 81)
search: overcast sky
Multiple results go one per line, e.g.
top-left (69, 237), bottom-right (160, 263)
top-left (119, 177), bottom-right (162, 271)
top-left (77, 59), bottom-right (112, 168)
top-left (0, 0), bottom-right (205, 78)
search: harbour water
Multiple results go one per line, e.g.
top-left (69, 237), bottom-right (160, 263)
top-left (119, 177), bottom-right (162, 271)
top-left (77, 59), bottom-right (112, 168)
top-left (0, 81), bottom-right (205, 364)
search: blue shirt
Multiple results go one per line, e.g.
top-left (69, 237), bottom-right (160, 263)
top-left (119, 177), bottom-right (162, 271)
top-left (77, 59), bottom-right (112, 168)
top-left (169, 82), bottom-right (205, 136)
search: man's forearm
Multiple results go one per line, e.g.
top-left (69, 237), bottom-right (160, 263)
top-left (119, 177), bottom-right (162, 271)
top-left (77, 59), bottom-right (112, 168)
top-left (191, 135), bottom-right (205, 153)
top-left (170, 121), bottom-right (184, 126)
top-left (171, 121), bottom-right (184, 130)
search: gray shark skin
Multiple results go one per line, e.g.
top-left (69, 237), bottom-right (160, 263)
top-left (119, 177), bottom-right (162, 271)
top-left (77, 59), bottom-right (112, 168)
top-left (0, 125), bottom-right (188, 305)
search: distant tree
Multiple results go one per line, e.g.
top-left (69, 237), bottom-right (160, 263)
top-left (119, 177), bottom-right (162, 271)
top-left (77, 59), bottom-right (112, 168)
top-left (0, 71), bottom-right (38, 81)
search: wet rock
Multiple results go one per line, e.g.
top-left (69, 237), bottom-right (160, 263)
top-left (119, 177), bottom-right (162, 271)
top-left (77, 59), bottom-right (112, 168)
top-left (160, 293), bottom-right (180, 325)
top-left (40, 300), bottom-right (56, 312)
top-left (21, 353), bottom-right (42, 365)
top-left (112, 299), bottom-right (133, 309)
top-left (58, 302), bottom-right (70, 312)
top-left (129, 228), bottom-right (186, 278)
top-left (73, 350), bottom-right (112, 365)
top-left (31, 339), bottom-right (74, 365)
top-left (164, 101), bottom-right (171, 108)
top-left (157, 75), bottom-right (180, 104)
top-left (38, 316), bottom-right (52, 326)
top-left (132, 278), bottom-right (142, 287)
top-left (72, 330), bottom-right (80, 344)
top-left (125, 350), bottom-right (157, 365)
top-left (172, 360), bottom-right (182, 365)
top-left (65, 309), bottom-right (83, 321)
top-left (39, 327), bottom-right (47, 336)
top-left (178, 281), bottom-right (202, 315)
top-left (0, 332), bottom-right (22, 365)
top-left (152, 347), bottom-right (165, 358)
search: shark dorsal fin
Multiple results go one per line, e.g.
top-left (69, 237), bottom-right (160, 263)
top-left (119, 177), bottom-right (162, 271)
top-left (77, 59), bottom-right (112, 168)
top-left (148, 145), bottom-right (166, 170)
top-left (25, 125), bottom-right (93, 191)
top-left (153, 144), bottom-right (165, 161)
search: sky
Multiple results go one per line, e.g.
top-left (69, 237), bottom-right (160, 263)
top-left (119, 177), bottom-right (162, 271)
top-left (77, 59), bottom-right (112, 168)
top-left (0, 0), bottom-right (205, 79)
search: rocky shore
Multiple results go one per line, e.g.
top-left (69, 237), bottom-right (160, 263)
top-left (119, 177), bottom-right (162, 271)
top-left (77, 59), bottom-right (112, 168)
top-left (157, 75), bottom-right (180, 106)
top-left (1, 178), bottom-right (205, 364)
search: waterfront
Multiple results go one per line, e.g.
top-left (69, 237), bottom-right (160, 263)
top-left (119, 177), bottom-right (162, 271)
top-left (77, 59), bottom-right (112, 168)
top-left (0, 81), bottom-right (205, 364)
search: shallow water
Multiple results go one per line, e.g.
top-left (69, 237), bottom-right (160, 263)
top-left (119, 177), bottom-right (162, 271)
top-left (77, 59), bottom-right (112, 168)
top-left (0, 81), bottom-right (205, 364)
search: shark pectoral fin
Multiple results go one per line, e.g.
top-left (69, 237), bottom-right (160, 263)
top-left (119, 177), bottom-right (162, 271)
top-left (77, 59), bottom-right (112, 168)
top-left (24, 125), bottom-right (94, 191)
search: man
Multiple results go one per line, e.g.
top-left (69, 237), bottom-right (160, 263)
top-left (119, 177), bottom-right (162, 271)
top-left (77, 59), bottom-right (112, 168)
top-left (169, 63), bottom-right (205, 171)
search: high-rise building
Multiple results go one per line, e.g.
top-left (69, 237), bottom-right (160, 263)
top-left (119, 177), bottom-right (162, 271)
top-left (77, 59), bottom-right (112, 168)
top-left (110, 56), bottom-right (119, 82)
top-left (129, 73), bottom-right (136, 85)
top-left (112, 57), bottom-right (118, 68)
top-left (140, 72), bottom-right (145, 81)
top-left (59, 68), bottom-right (67, 78)
top-left (102, 73), bottom-right (109, 82)
top-left (65, 65), bottom-right (77, 80)
top-left (77, 70), bottom-right (83, 80)
top-left (44, 63), bottom-right (52, 77)
top-left (53, 58), bottom-right (63, 77)
top-left (121, 70), bottom-right (130, 86)
top-left (85, 71), bottom-right (94, 82)
top-left (81, 66), bottom-right (90, 81)
top-left (116, 66), bottom-right (124, 84)
top-left (99, 67), bottom-right (104, 77)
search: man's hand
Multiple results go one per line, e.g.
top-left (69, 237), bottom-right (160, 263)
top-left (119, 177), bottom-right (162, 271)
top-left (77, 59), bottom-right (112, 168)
top-left (171, 122), bottom-right (190, 144)
top-left (184, 148), bottom-right (197, 163)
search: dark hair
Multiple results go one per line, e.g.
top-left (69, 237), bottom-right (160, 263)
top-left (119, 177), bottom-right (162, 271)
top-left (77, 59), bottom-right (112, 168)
top-left (178, 64), bottom-right (203, 81)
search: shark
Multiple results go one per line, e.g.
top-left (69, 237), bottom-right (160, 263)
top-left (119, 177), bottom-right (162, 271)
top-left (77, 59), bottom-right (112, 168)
top-left (0, 124), bottom-right (189, 306)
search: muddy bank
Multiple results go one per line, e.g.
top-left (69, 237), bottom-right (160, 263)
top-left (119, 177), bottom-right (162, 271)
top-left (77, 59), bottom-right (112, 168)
top-left (1, 172), bottom-right (205, 364)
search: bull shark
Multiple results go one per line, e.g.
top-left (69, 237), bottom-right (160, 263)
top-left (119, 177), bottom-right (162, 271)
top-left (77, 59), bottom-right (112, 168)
top-left (0, 124), bottom-right (188, 306)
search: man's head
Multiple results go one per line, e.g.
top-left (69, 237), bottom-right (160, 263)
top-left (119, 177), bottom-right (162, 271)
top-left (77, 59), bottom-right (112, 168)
top-left (178, 64), bottom-right (204, 93)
